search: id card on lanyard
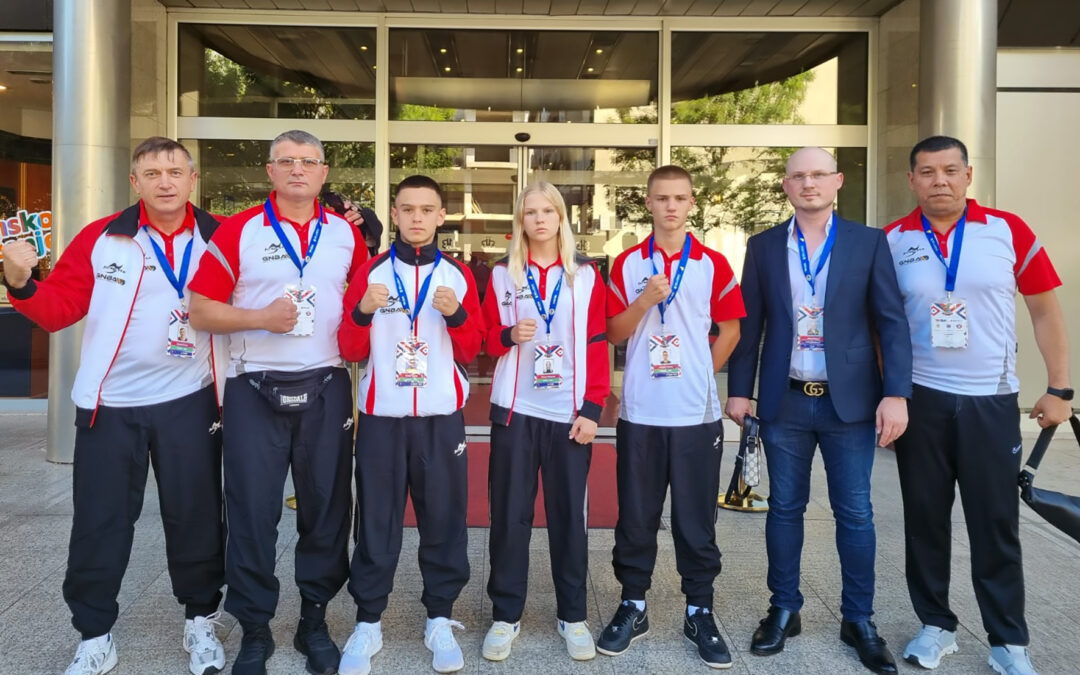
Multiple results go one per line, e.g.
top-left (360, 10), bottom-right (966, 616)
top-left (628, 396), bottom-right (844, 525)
top-left (264, 198), bottom-right (323, 337)
top-left (647, 234), bottom-right (690, 379)
top-left (526, 263), bottom-right (565, 390)
top-left (144, 226), bottom-right (196, 359)
top-left (795, 214), bottom-right (836, 352)
top-left (390, 245), bottom-right (441, 388)
top-left (922, 211), bottom-right (969, 349)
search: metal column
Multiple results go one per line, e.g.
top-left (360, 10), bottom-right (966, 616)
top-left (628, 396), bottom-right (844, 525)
top-left (918, 0), bottom-right (997, 206)
top-left (47, 0), bottom-right (131, 463)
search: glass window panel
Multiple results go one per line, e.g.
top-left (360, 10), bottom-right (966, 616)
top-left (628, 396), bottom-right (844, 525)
top-left (389, 29), bottom-right (657, 123)
top-left (178, 24), bottom-right (377, 119)
top-left (665, 32), bottom-right (869, 126)
top-left (184, 139), bottom-right (375, 215)
top-left (0, 38), bottom-right (52, 397)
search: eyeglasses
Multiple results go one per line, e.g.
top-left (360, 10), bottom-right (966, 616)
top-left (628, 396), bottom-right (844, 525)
top-left (270, 157), bottom-right (325, 170)
top-left (786, 171), bottom-right (837, 183)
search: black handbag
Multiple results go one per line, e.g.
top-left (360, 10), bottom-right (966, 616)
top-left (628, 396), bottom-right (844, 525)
top-left (1018, 415), bottom-right (1080, 544)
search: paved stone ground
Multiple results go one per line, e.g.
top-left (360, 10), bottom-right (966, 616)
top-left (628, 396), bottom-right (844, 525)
top-left (2, 411), bottom-right (1079, 674)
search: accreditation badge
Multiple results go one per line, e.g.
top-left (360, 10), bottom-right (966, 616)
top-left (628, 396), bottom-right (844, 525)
top-left (395, 336), bottom-right (429, 387)
top-left (285, 284), bottom-right (316, 337)
top-left (648, 332), bottom-right (682, 379)
top-left (166, 306), bottom-right (196, 359)
top-left (533, 343), bottom-right (564, 390)
top-left (930, 297), bottom-right (968, 348)
top-left (796, 304), bottom-right (825, 351)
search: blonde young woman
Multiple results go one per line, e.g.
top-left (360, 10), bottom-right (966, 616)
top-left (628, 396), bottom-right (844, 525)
top-left (479, 181), bottom-right (610, 662)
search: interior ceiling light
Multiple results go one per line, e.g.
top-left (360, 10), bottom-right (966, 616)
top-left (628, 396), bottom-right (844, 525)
top-left (0, 84), bottom-right (7, 91)
top-left (586, 67), bottom-right (594, 72)
top-left (360, 45), bottom-right (368, 51)
top-left (444, 66), bottom-right (451, 72)
top-left (516, 48), bottom-right (524, 54)
top-left (596, 48), bottom-right (603, 54)
top-left (440, 48), bottom-right (447, 54)
top-left (515, 67), bottom-right (523, 72)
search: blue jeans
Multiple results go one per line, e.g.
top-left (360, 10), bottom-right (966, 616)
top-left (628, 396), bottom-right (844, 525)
top-left (760, 390), bottom-right (877, 622)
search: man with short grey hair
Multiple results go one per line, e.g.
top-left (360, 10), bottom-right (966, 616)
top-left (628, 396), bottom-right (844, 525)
top-left (189, 129), bottom-right (370, 675)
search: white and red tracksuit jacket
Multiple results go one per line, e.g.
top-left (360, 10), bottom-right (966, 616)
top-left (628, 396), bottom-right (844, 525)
top-left (482, 255), bottom-right (609, 425)
top-left (339, 239), bottom-right (484, 417)
top-left (4, 202), bottom-right (227, 421)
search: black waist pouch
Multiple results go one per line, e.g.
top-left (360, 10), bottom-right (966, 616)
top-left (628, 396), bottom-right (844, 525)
top-left (248, 367), bottom-right (336, 413)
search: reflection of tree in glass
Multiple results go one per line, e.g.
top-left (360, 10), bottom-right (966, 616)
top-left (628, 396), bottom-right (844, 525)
top-left (612, 72), bottom-right (813, 235)
top-left (389, 106), bottom-right (464, 171)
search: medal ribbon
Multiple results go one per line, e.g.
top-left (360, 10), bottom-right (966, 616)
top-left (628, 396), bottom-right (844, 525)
top-left (263, 197), bottom-right (324, 281)
top-left (648, 233), bottom-right (691, 326)
top-left (389, 243), bottom-right (442, 330)
top-left (920, 209), bottom-right (966, 295)
top-left (525, 263), bottom-right (563, 336)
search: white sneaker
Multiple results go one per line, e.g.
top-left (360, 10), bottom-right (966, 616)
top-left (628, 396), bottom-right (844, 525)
top-left (64, 634), bottom-right (118, 675)
top-left (557, 619), bottom-right (596, 661)
top-left (989, 644), bottom-right (1038, 675)
top-left (481, 621), bottom-right (519, 661)
top-left (424, 617), bottom-right (465, 673)
top-left (902, 625), bottom-right (958, 669)
top-left (184, 612), bottom-right (226, 675)
top-left (339, 622), bottom-right (383, 675)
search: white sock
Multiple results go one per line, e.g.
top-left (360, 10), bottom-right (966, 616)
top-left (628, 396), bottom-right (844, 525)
top-left (687, 604), bottom-right (708, 616)
top-left (624, 599), bottom-right (645, 611)
top-left (358, 620), bottom-right (381, 632)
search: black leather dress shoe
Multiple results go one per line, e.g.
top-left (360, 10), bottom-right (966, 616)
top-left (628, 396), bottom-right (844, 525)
top-left (840, 620), bottom-right (898, 674)
top-left (750, 607), bottom-right (802, 655)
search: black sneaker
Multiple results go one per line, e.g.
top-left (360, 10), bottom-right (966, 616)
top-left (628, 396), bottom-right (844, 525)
top-left (596, 601), bottom-right (649, 656)
top-left (233, 623), bottom-right (274, 675)
top-left (293, 617), bottom-right (341, 675)
top-left (684, 608), bottom-right (732, 669)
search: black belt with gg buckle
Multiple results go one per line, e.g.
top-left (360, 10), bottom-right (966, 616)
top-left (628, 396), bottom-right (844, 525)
top-left (790, 378), bottom-right (828, 396)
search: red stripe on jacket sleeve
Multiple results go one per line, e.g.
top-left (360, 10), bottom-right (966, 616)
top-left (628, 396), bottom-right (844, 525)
top-left (447, 261), bottom-right (485, 364)
top-left (188, 210), bottom-right (249, 302)
top-left (993, 209), bottom-right (1063, 296)
top-left (346, 220), bottom-right (370, 277)
top-left (338, 256), bottom-right (377, 362)
top-left (705, 247), bottom-right (747, 323)
top-left (581, 264), bottom-right (611, 422)
top-left (481, 270), bottom-right (514, 359)
top-left (606, 249), bottom-right (631, 318)
top-left (7, 218), bottom-right (106, 332)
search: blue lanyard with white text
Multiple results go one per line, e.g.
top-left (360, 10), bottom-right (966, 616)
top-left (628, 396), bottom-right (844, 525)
top-left (525, 264), bottom-right (563, 336)
top-left (263, 198), bottom-right (324, 281)
top-left (143, 226), bottom-right (193, 304)
top-left (389, 244), bottom-right (441, 330)
top-left (920, 209), bottom-right (966, 295)
top-left (648, 233), bottom-right (691, 326)
top-left (794, 213), bottom-right (837, 298)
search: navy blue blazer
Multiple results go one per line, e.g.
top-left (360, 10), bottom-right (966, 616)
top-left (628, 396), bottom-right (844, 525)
top-left (727, 216), bottom-right (912, 424)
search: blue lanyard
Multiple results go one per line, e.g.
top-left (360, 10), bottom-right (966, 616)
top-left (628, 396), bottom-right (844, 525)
top-left (263, 198), bottom-right (324, 280)
top-left (648, 233), bottom-right (691, 325)
top-left (794, 213), bottom-right (837, 298)
top-left (143, 226), bottom-right (193, 303)
top-left (389, 244), bottom-right (442, 329)
top-left (525, 263), bottom-right (563, 336)
top-left (920, 209), bottom-right (966, 295)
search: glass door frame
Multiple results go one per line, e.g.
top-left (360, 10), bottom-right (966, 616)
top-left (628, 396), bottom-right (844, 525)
top-left (166, 11), bottom-right (878, 230)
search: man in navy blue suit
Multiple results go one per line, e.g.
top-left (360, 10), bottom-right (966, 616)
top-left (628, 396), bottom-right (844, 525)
top-left (726, 147), bottom-right (912, 674)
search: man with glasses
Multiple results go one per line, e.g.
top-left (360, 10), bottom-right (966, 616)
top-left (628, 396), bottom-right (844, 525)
top-left (189, 130), bottom-right (369, 675)
top-left (2, 137), bottom-right (228, 675)
top-left (886, 136), bottom-right (1071, 675)
top-left (726, 147), bottom-right (911, 674)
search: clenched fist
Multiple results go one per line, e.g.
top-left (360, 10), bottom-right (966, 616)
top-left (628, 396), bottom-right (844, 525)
top-left (432, 285), bottom-right (460, 317)
top-left (359, 282), bottom-right (390, 314)
top-left (637, 273), bottom-right (671, 308)
top-left (1, 240), bottom-right (40, 289)
top-left (511, 318), bottom-right (537, 344)
top-left (261, 296), bottom-right (299, 333)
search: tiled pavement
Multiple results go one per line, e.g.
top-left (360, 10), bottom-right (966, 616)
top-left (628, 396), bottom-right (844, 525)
top-left (2, 412), bottom-right (1079, 674)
